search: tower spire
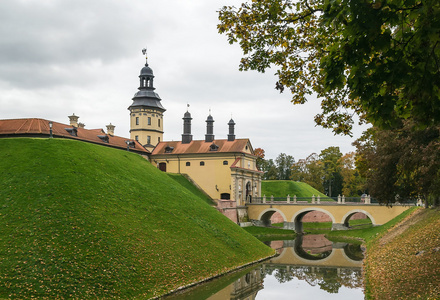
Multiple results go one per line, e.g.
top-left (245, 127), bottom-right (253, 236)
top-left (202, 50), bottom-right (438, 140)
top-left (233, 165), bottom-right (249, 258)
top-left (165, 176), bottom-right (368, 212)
top-left (128, 50), bottom-right (166, 150)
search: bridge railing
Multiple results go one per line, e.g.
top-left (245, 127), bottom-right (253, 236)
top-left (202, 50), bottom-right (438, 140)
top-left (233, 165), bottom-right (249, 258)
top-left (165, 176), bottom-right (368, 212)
top-left (249, 195), bottom-right (417, 205)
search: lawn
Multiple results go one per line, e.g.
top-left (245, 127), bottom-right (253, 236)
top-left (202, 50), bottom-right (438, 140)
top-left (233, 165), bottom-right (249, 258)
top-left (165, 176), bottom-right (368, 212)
top-left (262, 180), bottom-right (333, 201)
top-left (0, 138), bottom-right (274, 299)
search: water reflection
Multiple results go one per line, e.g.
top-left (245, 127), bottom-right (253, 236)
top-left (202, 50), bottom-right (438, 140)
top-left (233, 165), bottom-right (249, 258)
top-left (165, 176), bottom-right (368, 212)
top-left (164, 235), bottom-right (364, 300)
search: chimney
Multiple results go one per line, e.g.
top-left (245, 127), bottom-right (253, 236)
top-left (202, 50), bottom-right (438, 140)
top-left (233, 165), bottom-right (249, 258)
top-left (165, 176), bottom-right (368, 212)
top-left (68, 113), bottom-right (79, 127)
top-left (205, 113), bottom-right (214, 142)
top-left (106, 123), bottom-right (115, 135)
top-left (78, 122), bottom-right (85, 129)
top-left (228, 118), bottom-right (236, 141)
top-left (182, 111), bottom-right (193, 144)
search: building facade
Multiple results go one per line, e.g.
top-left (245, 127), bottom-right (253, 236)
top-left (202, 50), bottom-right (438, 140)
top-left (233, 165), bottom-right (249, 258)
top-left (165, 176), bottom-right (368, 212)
top-left (150, 110), bottom-right (263, 206)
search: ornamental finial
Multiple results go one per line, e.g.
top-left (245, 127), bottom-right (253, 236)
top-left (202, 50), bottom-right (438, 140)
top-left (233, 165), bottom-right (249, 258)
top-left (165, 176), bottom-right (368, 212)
top-left (142, 48), bottom-right (148, 65)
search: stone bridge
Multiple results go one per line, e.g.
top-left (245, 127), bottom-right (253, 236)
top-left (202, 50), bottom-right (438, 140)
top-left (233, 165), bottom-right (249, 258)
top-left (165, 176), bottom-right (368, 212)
top-left (246, 201), bottom-right (413, 232)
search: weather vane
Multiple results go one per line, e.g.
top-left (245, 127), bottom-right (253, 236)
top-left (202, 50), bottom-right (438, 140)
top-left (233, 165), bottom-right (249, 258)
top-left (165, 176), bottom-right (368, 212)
top-left (142, 48), bottom-right (147, 56)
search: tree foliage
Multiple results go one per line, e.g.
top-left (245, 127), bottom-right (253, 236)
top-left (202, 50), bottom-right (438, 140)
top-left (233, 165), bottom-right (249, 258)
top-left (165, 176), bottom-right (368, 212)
top-left (275, 152), bottom-right (295, 180)
top-left (320, 146), bottom-right (343, 197)
top-left (218, 0), bottom-right (440, 134)
top-left (354, 121), bottom-right (440, 206)
top-left (339, 152), bottom-right (366, 197)
top-left (254, 147), bottom-right (266, 170)
top-left (290, 153), bottom-right (325, 192)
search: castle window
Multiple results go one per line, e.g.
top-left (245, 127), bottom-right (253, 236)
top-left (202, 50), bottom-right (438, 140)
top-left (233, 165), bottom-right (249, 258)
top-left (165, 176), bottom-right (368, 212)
top-left (186, 162), bottom-right (190, 166)
top-left (65, 127), bottom-right (77, 137)
top-left (221, 193), bottom-right (230, 200)
top-left (147, 136), bottom-right (151, 144)
top-left (209, 143), bottom-right (219, 151)
top-left (135, 135), bottom-right (139, 141)
top-left (165, 146), bottom-right (174, 153)
top-left (136, 117), bottom-right (139, 125)
top-left (148, 117), bottom-right (151, 125)
top-left (158, 137), bottom-right (160, 142)
top-left (97, 135), bottom-right (109, 143)
top-left (223, 160), bottom-right (228, 165)
top-left (200, 161), bottom-right (205, 166)
top-left (158, 119), bottom-right (161, 127)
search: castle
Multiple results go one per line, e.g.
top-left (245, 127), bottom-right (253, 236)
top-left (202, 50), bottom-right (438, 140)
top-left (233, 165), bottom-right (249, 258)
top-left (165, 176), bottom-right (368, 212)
top-left (0, 53), bottom-right (262, 223)
top-left (128, 54), bottom-right (263, 211)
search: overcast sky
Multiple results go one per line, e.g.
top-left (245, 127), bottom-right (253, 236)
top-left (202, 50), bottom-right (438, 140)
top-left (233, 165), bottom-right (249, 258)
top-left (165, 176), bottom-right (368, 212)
top-left (0, 0), bottom-right (368, 160)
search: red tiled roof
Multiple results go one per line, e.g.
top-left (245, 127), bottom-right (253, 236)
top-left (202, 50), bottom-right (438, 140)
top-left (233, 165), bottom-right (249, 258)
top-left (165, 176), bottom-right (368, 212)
top-left (0, 118), bottom-right (149, 154)
top-left (151, 139), bottom-right (253, 155)
top-left (230, 156), bottom-right (264, 174)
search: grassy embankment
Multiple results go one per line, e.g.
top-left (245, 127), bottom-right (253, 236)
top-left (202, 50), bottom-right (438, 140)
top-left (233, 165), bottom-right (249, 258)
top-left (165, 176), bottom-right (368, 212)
top-left (262, 180), bottom-right (331, 201)
top-left (327, 207), bottom-right (440, 299)
top-left (0, 138), bottom-right (274, 299)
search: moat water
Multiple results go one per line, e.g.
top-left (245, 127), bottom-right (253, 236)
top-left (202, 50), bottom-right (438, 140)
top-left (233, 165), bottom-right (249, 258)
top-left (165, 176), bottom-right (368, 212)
top-left (164, 234), bottom-right (364, 299)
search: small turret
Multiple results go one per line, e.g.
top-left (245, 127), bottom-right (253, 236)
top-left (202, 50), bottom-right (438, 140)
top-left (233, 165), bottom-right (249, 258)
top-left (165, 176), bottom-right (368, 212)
top-left (228, 118), bottom-right (235, 141)
top-left (68, 113), bottom-right (79, 127)
top-left (205, 113), bottom-right (214, 142)
top-left (106, 123), bottom-right (115, 135)
top-left (182, 110), bottom-right (193, 144)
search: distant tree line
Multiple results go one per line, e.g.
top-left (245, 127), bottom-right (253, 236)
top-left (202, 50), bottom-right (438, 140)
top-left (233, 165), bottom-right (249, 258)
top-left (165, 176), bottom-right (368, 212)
top-left (256, 120), bottom-right (440, 207)
top-left (255, 147), bottom-right (366, 198)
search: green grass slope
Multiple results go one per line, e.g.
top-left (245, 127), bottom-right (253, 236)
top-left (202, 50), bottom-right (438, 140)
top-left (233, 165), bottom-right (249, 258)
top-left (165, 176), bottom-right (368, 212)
top-left (0, 138), bottom-right (273, 299)
top-left (262, 180), bottom-right (330, 200)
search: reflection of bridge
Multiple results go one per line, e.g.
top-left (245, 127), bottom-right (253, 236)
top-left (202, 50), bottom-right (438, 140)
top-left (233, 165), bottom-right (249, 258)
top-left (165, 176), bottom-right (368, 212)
top-left (246, 202), bottom-right (412, 232)
top-left (266, 239), bottom-right (362, 268)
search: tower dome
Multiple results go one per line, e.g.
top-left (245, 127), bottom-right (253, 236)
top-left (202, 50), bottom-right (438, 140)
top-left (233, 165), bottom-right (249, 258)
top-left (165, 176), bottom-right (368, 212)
top-left (128, 49), bottom-right (166, 150)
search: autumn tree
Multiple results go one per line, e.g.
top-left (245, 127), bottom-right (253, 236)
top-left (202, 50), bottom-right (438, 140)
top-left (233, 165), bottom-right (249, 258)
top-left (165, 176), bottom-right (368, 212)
top-left (218, 1), bottom-right (440, 134)
top-left (254, 147), bottom-right (266, 170)
top-left (290, 153), bottom-right (325, 193)
top-left (354, 122), bottom-right (440, 206)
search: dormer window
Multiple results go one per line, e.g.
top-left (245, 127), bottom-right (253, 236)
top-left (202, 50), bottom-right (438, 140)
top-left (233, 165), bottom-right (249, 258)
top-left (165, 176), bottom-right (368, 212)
top-left (98, 135), bottom-right (109, 143)
top-left (165, 146), bottom-right (174, 153)
top-left (65, 127), bottom-right (77, 137)
top-left (126, 141), bottom-right (136, 148)
top-left (209, 143), bottom-right (219, 151)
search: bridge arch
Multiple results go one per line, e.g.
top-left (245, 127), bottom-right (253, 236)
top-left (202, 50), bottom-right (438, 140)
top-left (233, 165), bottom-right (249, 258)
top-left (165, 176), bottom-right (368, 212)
top-left (292, 207), bottom-right (336, 233)
top-left (257, 208), bottom-right (288, 227)
top-left (341, 209), bottom-right (376, 227)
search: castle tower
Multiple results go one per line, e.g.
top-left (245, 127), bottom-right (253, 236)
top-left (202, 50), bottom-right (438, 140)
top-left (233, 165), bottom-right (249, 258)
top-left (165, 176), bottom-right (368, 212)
top-left (128, 49), bottom-right (166, 150)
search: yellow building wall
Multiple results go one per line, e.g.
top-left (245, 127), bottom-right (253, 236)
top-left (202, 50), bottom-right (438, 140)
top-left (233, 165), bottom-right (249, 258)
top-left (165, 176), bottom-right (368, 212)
top-left (151, 152), bottom-right (262, 204)
top-left (152, 154), bottom-right (234, 200)
top-left (129, 108), bottom-right (163, 149)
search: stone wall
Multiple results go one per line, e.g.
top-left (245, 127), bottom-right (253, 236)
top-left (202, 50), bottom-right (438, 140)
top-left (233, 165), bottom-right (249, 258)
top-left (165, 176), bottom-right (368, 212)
top-left (216, 200), bottom-right (238, 223)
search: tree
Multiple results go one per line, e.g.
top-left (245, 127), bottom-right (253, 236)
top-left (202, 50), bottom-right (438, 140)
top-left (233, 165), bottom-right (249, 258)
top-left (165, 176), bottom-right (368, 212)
top-left (339, 152), bottom-right (366, 197)
top-left (354, 122), bottom-right (440, 206)
top-left (275, 153), bottom-right (295, 180)
top-left (303, 153), bottom-right (325, 193)
top-left (320, 147), bottom-right (343, 197)
top-left (218, 1), bottom-right (440, 134)
top-left (261, 158), bottom-right (278, 180)
top-left (254, 147), bottom-right (266, 170)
